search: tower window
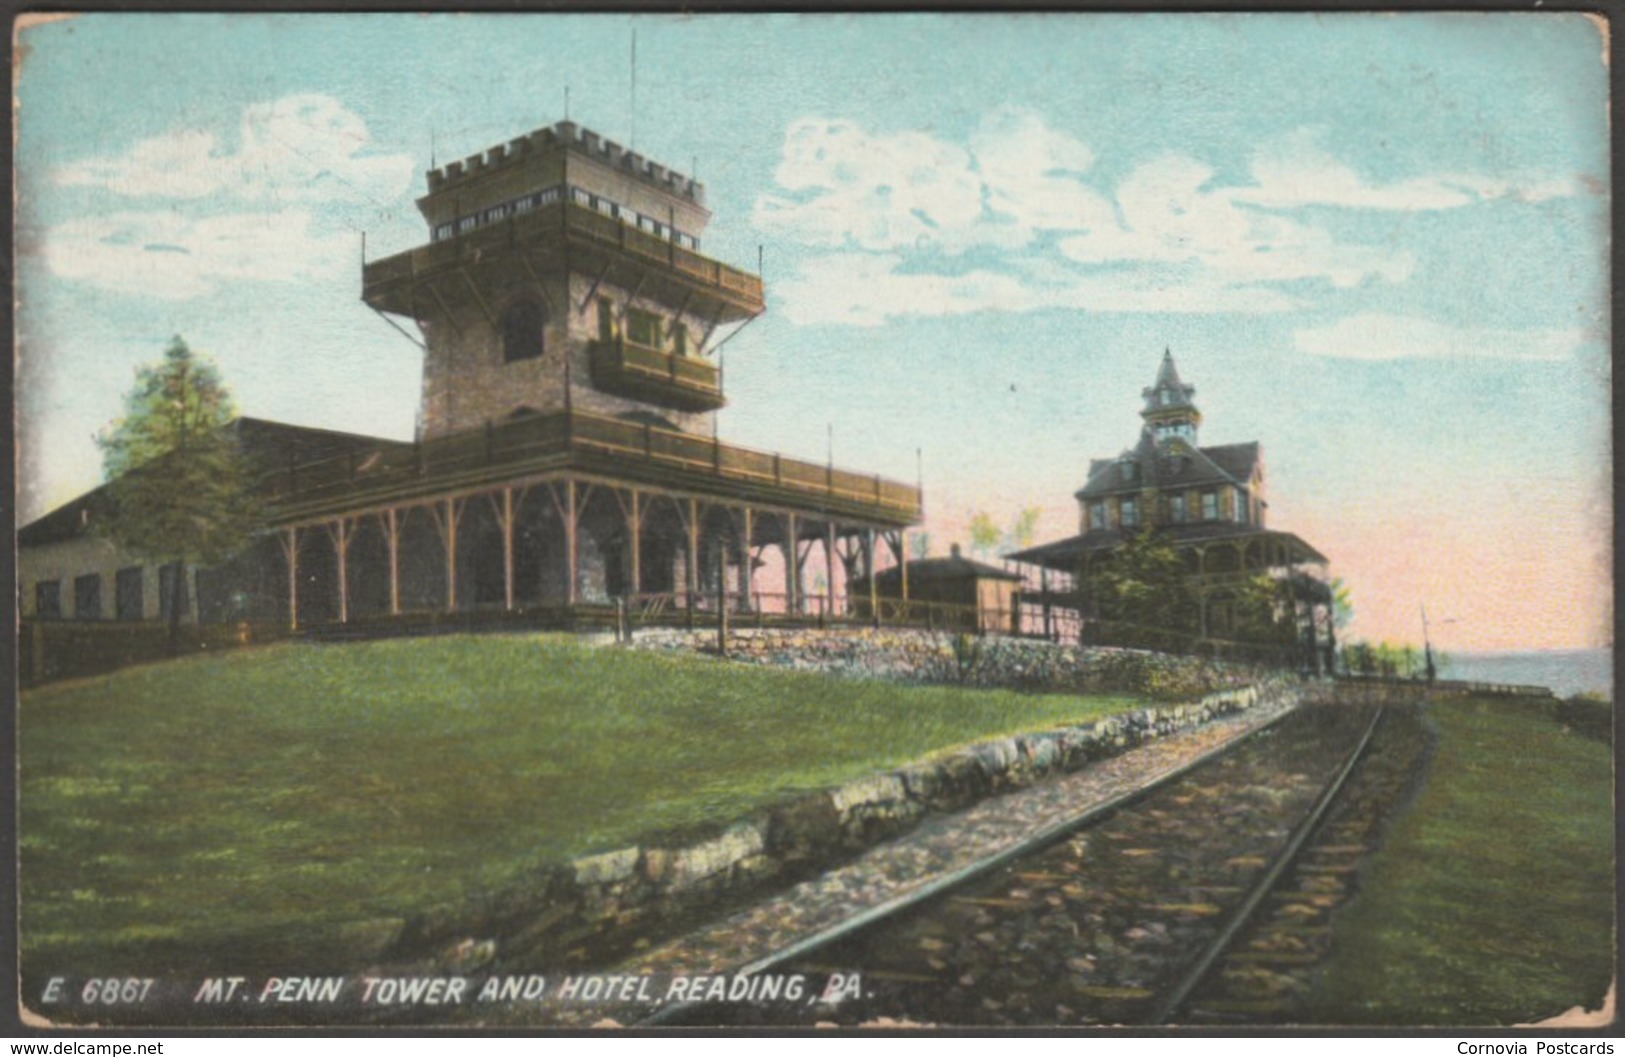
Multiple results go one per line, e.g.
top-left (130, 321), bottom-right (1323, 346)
top-left (625, 308), bottom-right (662, 349)
top-left (501, 299), bottom-right (547, 363)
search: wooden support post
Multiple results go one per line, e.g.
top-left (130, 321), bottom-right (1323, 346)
top-left (501, 487), bottom-right (515, 611)
top-left (866, 529), bottom-right (880, 628)
top-left (284, 527), bottom-right (300, 631)
top-left (333, 518), bottom-right (350, 624)
top-left (444, 497), bottom-right (460, 612)
top-left (628, 489), bottom-right (642, 602)
top-left (716, 547), bottom-right (729, 657)
top-left (564, 479), bottom-right (578, 607)
top-left (825, 522), bottom-right (837, 620)
top-left (784, 512), bottom-right (800, 615)
top-left (383, 507), bottom-right (399, 614)
top-left (686, 498), bottom-right (700, 623)
top-left (897, 531), bottom-right (910, 609)
top-left (738, 507), bottom-right (754, 612)
top-left (1041, 566), bottom-right (1052, 641)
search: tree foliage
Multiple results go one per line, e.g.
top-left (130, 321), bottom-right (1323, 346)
top-left (968, 510), bottom-right (1001, 558)
top-left (1330, 577), bottom-right (1354, 630)
top-left (1340, 639), bottom-right (1433, 679)
top-left (95, 338), bottom-right (262, 643)
top-left (1008, 506), bottom-right (1043, 551)
top-left (1087, 528), bottom-right (1198, 633)
top-left (1230, 574), bottom-right (1299, 645)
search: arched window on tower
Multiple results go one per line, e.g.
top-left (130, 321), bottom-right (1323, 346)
top-left (502, 299), bottom-right (547, 363)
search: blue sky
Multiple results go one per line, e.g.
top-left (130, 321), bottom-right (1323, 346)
top-left (14, 13), bottom-right (1610, 650)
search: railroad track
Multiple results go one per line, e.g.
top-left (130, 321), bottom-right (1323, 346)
top-left (644, 701), bottom-right (1389, 1028)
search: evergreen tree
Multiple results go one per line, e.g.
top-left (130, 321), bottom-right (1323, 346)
top-left (95, 337), bottom-right (262, 656)
top-left (1087, 528), bottom-right (1198, 634)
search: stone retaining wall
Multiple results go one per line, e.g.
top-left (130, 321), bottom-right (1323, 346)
top-left (375, 674), bottom-right (1299, 974)
top-left (632, 627), bottom-right (1265, 701)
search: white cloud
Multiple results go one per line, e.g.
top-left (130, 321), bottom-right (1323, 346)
top-left (754, 113), bottom-right (1441, 326)
top-left (1057, 154), bottom-right (1416, 288)
top-left (43, 95), bottom-right (409, 300)
top-left (1293, 313), bottom-right (1586, 362)
top-left (1236, 129), bottom-right (1586, 212)
top-left (776, 252), bottom-right (1300, 328)
top-left (44, 209), bottom-right (353, 300)
top-left (55, 93), bottom-right (414, 205)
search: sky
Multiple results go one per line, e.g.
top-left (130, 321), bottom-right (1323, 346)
top-left (14, 13), bottom-right (1611, 652)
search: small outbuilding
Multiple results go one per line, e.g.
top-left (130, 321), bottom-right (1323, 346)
top-left (849, 544), bottom-right (1022, 633)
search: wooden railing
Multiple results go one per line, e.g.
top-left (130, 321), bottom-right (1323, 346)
top-left (363, 201), bottom-right (764, 306)
top-left (260, 408), bottom-right (921, 520)
top-left (588, 338), bottom-right (722, 409)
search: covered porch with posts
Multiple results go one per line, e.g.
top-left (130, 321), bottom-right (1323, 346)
top-left (263, 473), bottom-right (925, 636)
top-left (1007, 526), bottom-right (1336, 671)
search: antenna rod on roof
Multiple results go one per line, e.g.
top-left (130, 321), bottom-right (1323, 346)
top-left (629, 27), bottom-right (637, 152)
top-left (430, 128), bottom-right (436, 169)
top-left (565, 85), bottom-right (570, 122)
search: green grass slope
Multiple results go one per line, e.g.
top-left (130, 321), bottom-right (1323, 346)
top-left (20, 635), bottom-right (1136, 972)
top-left (1305, 696), bottom-right (1614, 1025)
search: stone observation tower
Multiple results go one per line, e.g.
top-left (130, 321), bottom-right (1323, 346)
top-left (21, 120), bottom-right (923, 641)
top-left (363, 120), bottom-right (762, 439)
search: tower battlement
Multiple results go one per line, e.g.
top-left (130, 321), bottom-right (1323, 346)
top-left (425, 120), bottom-right (704, 206)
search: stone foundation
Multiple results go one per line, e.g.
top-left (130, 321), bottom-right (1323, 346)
top-left (373, 672), bottom-right (1299, 974)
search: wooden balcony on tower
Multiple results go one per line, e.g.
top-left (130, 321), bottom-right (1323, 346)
top-left (589, 338), bottom-right (724, 412)
top-left (361, 200), bottom-right (765, 323)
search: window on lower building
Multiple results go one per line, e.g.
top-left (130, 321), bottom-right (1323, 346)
top-left (1088, 502), bottom-right (1106, 531)
top-left (501, 299), bottom-right (547, 363)
top-left (597, 298), bottom-right (615, 342)
top-left (1170, 494), bottom-right (1187, 523)
top-left (34, 581), bottom-right (61, 620)
top-left (159, 563), bottom-right (189, 621)
top-left (1235, 487), bottom-right (1249, 524)
top-left (625, 308), bottom-right (662, 349)
top-left (74, 573), bottom-right (102, 621)
top-left (116, 566), bottom-right (144, 621)
top-left (1202, 490), bottom-right (1218, 521)
top-left (1121, 498), bottom-right (1139, 528)
top-left (672, 323), bottom-right (688, 357)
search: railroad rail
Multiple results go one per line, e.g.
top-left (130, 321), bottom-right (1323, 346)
top-left (639, 701), bottom-right (1386, 1028)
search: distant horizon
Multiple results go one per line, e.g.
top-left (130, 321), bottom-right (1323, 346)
top-left (14, 13), bottom-right (1610, 652)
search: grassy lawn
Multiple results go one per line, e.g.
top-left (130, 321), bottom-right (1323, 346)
top-left (20, 634), bottom-right (1136, 973)
top-left (1304, 695), bottom-right (1613, 1025)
